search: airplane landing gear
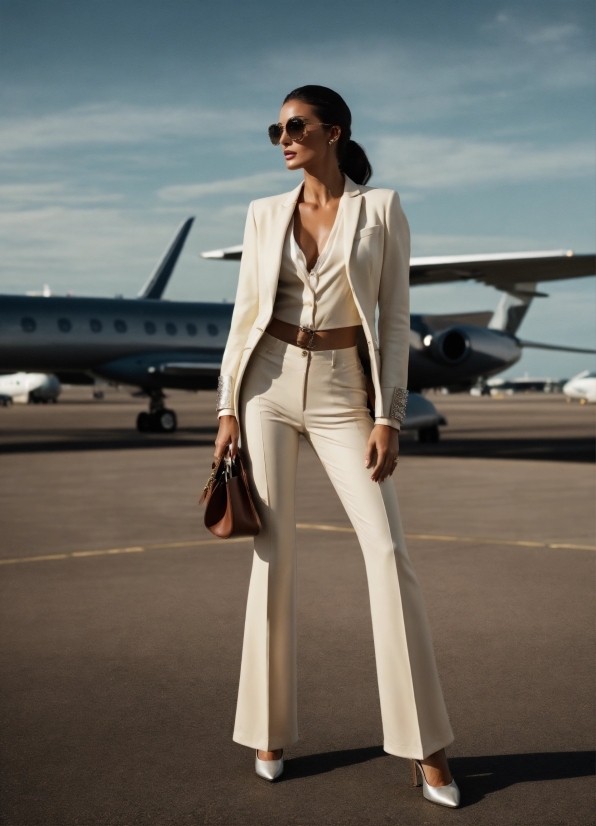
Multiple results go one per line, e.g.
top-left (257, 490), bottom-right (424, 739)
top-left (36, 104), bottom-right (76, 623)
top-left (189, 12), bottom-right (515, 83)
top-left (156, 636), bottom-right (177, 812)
top-left (136, 390), bottom-right (178, 433)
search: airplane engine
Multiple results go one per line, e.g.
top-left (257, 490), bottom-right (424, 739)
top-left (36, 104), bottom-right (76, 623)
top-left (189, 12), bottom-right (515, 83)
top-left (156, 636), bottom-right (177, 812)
top-left (423, 324), bottom-right (522, 377)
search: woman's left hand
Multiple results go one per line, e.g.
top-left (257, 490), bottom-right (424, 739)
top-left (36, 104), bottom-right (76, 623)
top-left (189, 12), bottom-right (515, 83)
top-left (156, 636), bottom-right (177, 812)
top-left (365, 424), bottom-right (399, 483)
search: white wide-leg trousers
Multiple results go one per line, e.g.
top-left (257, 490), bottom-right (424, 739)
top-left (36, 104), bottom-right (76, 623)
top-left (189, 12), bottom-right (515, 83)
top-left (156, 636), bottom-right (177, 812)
top-left (233, 333), bottom-right (454, 759)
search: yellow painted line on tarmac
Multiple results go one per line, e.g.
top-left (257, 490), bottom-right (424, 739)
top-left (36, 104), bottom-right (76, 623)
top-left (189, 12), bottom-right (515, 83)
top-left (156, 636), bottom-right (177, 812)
top-left (0, 537), bottom-right (251, 566)
top-left (0, 525), bottom-right (593, 567)
top-left (296, 523), bottom-right (596, 552)
top-left (72, 547), bottom-right (145, 557)
top-left (296, 522), bottom-right (355, 533)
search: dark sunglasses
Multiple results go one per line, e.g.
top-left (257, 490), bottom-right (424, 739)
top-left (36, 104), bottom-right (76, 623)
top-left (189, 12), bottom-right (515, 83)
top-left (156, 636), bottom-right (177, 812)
top-left (268, 116), bottom-right (333, 145)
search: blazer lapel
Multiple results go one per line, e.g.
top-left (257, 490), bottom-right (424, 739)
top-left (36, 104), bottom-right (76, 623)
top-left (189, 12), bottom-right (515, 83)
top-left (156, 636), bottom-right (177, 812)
top-left (342, 176), bottom-right (363, 288)
top-left (263, 181), bottom-right (303, 307)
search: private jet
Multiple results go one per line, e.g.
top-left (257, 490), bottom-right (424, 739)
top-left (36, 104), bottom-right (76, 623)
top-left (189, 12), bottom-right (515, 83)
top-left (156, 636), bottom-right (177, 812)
top-left (0, 372), bottom-right (61, 406)
top-left (563, 370), bottom-right (596, 403)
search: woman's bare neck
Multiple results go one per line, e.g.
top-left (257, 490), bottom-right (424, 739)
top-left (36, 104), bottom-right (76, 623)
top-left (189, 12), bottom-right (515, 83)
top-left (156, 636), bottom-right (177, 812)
top-left (301, 167), bottom-right (345, 206)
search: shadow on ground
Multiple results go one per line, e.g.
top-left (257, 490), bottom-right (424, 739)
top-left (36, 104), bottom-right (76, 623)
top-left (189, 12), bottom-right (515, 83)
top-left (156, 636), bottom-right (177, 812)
top-left (0, 430), bottom-right (593, 462)
top-left (283, 747), bottom-right (595, 807)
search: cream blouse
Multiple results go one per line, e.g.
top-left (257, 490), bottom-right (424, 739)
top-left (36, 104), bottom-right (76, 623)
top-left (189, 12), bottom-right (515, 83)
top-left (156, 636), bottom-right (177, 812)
top-left (272, 197), bottom-right (361, 331)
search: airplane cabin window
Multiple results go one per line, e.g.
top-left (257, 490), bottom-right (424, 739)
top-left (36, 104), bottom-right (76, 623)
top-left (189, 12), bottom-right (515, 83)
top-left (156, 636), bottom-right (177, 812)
top-left (90, 319), bottom-right (102, 333)
top-left (207, 323), bottom-right (219, 337)
top-left (144, 321), bottom-right (156, 334)
top-left (166, 322), bottom-right (177, 336)
top-left (58, 318), bottom-right (72, 333)
top-left (114, 319), bottom-right (127, 333)
top-left (186, 323), bottom-right (197, 336)
top-left (21, 317), bottom-right (37, 332)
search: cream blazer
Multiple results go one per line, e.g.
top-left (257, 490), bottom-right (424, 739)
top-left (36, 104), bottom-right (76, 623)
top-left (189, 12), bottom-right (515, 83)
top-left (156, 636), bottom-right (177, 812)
top-left (217, 174), bottom-right (411, 429)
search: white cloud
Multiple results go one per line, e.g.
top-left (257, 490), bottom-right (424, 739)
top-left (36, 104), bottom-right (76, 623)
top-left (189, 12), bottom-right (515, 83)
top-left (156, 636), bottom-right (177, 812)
top-left (374, 135), bottom-right (595, 190)
top-left (411, 232), bottom-right (541, 256)
top-left (0, 183), bottom-right (122, 206)
top-left (158, 171), bottom-right (300, 202)
top-left (0, 102), bottom-right (261, 154)
top-left (525, 23), bottom-right (581, 45)
top-left (0, 202), bottom-right (249, 300)
top-left (247, 22), bottom-right (594, 128)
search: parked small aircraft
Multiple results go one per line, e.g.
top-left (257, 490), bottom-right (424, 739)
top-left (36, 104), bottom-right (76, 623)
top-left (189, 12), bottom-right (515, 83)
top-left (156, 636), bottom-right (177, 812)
top-left (0, 217), bottom-right (593, 437)
top-left (563, 370), bottom-right (596, 403)
top-left (0, 372), bottom-right (61, 406)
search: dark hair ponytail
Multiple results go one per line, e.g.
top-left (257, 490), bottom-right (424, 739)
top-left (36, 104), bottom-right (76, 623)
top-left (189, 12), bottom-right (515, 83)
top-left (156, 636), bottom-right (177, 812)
top-left (282, 85), bottom-right (372, 185)
top-left (340, 139), bottom-right (372, 188)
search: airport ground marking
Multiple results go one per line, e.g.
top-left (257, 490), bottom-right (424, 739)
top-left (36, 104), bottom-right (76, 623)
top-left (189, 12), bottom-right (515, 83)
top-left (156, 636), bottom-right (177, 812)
top-left (1, 526), bottom-right (594, 567)
top-left (296, 524), bottom-right (596, 552)
top-left (0, 537), bottom-right (251, 566)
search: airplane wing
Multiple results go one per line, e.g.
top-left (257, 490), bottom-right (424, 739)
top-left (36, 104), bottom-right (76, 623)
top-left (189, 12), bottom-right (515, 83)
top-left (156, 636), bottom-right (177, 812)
top-left (517, 339), bottom-right (596, 355)
top-left (201, 246), bottom-right (595, 288)
top-left (408, 250), bottom-right (595, 288)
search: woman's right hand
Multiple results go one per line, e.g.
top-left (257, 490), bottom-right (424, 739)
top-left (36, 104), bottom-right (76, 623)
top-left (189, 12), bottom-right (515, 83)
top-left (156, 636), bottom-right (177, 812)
top-left (215, 415), bottom-right (240, 460)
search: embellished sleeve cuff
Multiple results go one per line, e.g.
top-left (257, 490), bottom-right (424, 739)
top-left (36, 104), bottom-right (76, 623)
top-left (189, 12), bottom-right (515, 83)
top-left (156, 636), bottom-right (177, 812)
top-left (389, 387), bottom-right (409, 423)
top-left (216, 375), bottom-right (233, 411)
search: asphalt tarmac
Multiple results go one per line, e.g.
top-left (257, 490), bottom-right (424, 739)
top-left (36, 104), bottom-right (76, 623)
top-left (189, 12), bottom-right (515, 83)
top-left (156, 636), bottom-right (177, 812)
top-left (1, 389), bottom-right (594, 825)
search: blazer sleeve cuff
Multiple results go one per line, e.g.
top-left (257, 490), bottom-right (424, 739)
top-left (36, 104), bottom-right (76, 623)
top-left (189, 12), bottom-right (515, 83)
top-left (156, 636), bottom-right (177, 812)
top-left (216, 375), bottom-right (233, 411)
top-left (217, 408), bottom-right (236, 418)
top-left (375, 417), bottom-right (401, 431)
top-left (380, 386), bottom-right (409, 425)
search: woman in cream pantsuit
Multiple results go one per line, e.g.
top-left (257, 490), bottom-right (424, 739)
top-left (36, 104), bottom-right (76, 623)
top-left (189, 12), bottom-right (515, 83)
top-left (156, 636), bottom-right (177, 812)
top-left (214, 86), bottom-right (460, 808)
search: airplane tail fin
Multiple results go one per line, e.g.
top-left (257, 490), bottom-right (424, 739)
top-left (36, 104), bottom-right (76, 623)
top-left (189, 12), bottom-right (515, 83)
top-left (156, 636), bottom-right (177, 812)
top-left (487, 282), bottom-right (547, 334)
top-left (137, 217), bottom-right (194, 300)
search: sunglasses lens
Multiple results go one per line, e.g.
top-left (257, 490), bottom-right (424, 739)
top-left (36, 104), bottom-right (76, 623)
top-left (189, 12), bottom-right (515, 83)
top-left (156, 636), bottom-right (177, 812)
top-left (268, 118), bottom-right (307, 145)
top-left (286, 118), bottom-right (305, 140)
top-left (268, 124), bottom-right (282, 145)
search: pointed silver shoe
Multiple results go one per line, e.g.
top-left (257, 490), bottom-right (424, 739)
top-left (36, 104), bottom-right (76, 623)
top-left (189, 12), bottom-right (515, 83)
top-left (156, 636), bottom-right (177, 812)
top-left (411, 759), bottom-right (460, 808)
top-left (255, 751), bottom-right (284, 781)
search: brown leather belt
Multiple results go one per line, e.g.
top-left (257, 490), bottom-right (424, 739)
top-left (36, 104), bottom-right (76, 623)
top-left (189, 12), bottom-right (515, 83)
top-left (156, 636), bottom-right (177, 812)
top-left (266, 318), bottom-right (361, 351)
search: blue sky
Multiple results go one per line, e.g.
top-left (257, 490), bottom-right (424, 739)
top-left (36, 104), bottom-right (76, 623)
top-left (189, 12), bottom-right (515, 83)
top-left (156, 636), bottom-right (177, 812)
top-left (1, 0), bottom-right (594, 377)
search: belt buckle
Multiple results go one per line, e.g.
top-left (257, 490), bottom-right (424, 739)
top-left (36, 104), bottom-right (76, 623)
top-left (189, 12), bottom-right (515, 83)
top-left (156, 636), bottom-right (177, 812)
top-left (299, 326), bottom-right (316, 350)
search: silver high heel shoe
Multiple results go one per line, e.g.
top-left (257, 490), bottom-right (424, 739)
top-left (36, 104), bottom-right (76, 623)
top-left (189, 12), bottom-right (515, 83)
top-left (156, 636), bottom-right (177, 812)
top-left (255, 750), bottom-right (284, 781)
top-left (411, 759), bottom-right (460, 808)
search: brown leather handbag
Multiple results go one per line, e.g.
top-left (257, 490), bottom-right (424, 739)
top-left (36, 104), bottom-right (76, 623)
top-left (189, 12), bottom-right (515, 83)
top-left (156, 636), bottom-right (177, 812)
top-left (199, 448), bottom-right (261, 538)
